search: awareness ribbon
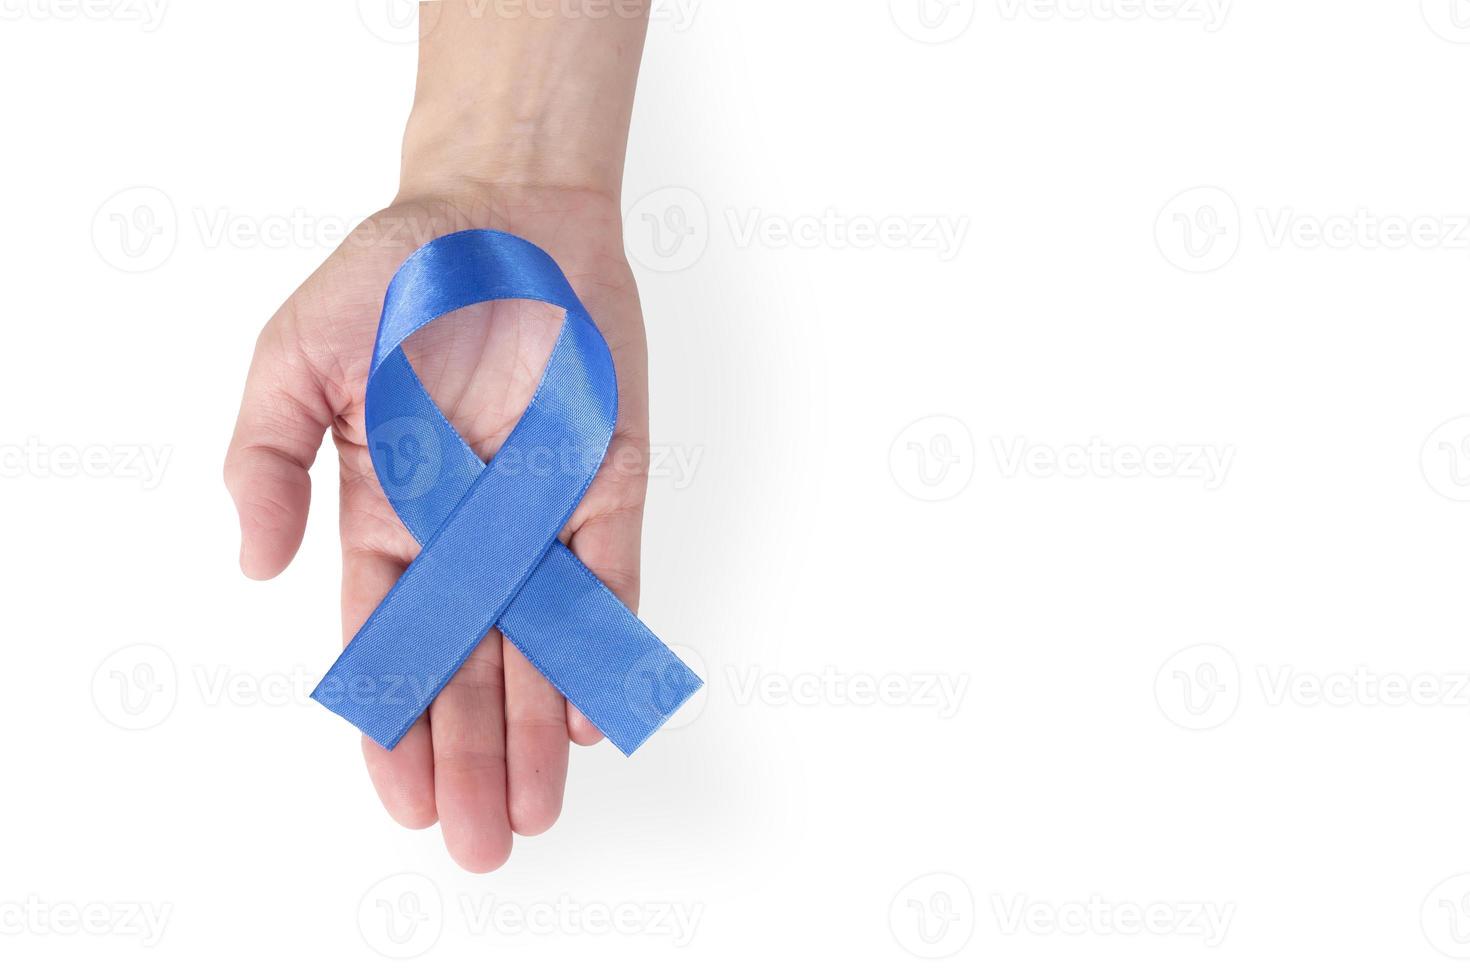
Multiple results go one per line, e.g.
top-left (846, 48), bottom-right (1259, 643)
top-left (310, 230), bottom-right (701, 755)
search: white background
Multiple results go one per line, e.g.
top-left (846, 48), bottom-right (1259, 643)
top-left (2, 0), bottom-right (1470, 975)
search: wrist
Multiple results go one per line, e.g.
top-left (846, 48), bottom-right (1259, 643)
top-left (397, 1), bottom-right (650, 201)
top-left (398, 103), bottom-right (624, 202)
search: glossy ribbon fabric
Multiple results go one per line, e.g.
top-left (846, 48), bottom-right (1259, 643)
top-left (311, 230), bottom-right (701, 755)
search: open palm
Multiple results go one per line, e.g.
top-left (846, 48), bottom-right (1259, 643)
top-left (225, 191), bottom-right (650, 871)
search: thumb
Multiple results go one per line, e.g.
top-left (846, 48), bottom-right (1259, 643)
top-left (224, 304), bottom-right (332, 580)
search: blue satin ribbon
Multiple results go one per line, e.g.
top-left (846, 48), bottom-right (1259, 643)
top-left (310, 230), bottom-right (701, 755)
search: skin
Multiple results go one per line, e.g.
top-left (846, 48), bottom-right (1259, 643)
top-left (223, 2), bottom-right (655, 873)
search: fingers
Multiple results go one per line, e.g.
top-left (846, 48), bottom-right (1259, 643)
top-left (503, 640), bottom-right (569, 835)
top-left (344, 546), bottom-right (438, 830)
top-left (361, 721), bottom-right (437, 829)
top-left (430, 633), bottom-right (514, 873)
top-left (565, 458), bottom-right (649, 747)
top-left (567, 703), bottom-right (604, 747)
top-left (224, 307), bottom-right (332, 580)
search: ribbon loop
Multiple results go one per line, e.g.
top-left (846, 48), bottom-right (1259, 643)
top-left (311, 230), bottom-right (701, 755)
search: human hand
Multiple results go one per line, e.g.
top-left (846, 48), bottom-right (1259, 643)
top-left (224, 186), bottom-right (651, 871)
top-left (224, 0), bottom-right (659, 872)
